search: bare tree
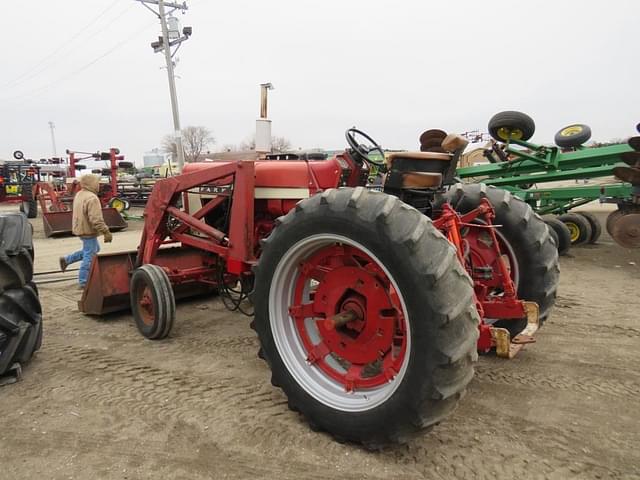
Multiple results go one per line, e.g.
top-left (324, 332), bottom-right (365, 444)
top-left (272, 136), bottom-right (292, 152)
top-left (161, 134), bottom-right (178, 158)
top-left (238, 134), bottom-right (292, 152)
top-left (238, 136), bottom-right (255, 151)
top-left (162, 126), bottom-right (215, 162)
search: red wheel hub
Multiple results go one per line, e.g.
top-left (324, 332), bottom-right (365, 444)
top-left (287, 244), bottom-right (407, 392)
top-left (138, 287), bottom-right (155, 326)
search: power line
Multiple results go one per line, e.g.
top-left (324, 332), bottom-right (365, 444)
top-left (0, 21), bottom-right (157, 106)
top-left (1, 0), bottom-right (122, 88)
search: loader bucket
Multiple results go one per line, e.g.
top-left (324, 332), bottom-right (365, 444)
top-left (79, 247), bottom-right (216, 315)
top-left (43, 207), bottom-right (127, 237)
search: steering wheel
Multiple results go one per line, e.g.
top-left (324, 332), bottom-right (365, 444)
top-left (345, 128), bottom-right (386, 167)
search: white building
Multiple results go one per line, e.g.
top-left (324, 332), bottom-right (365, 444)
top-left (143, 149), bottom-right (167, 167)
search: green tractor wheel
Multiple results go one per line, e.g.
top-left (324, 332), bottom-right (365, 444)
top-left (554, 124), bottom-right (592, 148)
top-left (488, 111), bottom-right (536, 143)
top-left (558, 213), bottom-right (592, 245)
top-left (575, 212), bottom-right (602, 244)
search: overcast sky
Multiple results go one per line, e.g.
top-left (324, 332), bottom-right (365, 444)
top-left (2, 0), bottom-right (638, 165)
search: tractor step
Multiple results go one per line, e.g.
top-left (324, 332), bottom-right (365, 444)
top-left (491, 302), bottom-right (539, 359)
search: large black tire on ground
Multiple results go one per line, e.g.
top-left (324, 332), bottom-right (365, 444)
top-left (0, 286), bottom-right (43, 374)
top-left (575, 211), bottom-right (602, 244)
top-left (252, 187), bottom-right (479, 447)
top-left (0, 213), bottom-right (42, 376)
top-left (442, 184), bottom-right (559, 327)
top-left (543, 216), bottom-right (572, 256)
top-left (488, 111), bottom-right (536, 142)
top-left (558, 212), bottom-right (592, 246)
top-left (21, 184), bottom-right (38, 219)
top-left (0, 214), bottom-right (34, 290)
top-left (130, 264), bottom-right (175, 340)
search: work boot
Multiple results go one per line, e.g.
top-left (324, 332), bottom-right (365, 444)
top-left (59, 257), bottom-right (68, 273)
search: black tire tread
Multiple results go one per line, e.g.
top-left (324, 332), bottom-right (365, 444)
top-left (543, 216), bottom-right (572, 256)
top-left (444, 184), bottom-right (559, 324)
top-left (0, 213), bottom-right (42, 376)
top-left (554, 124), bottom-right (592, 148)
top-left (575, 211), bottom-right (602, 244)
top-left (253, 187), bottom-right (479, 446)
top-left (558, 212), bottom-right (592, 246)
top-left (130, 264), bottom-right (175, 340)
top-left (488, 111), bottom-right (536, 142)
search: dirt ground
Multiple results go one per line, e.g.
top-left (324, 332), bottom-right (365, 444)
top-left (1, 207), bottom-right (639, 480)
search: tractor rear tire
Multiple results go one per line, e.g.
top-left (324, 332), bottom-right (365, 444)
top-left (543, 216), bottom-right (572, 256)
top-left (252, 187), bottom-right (479, 447)
top-left (0, 213), bottom-right (42, 377)
top-left (442, 184), bottom-right (559, 328)
top-left (488, 111), bottom-right (536, 143)
top-left (0, 214), bottom-right (34, 291)
top-left (0, 285), bottom-right (43, 375)
top-left (576, 211), bottom-right (602, 244)
top-left (558, 213), bottom-right (592, 246)
top-left (130, 264), bottom-right (175, 340)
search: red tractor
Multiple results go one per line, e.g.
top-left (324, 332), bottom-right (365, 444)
top-left (35, 148), bottom-right (128, 237)
top-left (80, 129), bottom-right (559, 447)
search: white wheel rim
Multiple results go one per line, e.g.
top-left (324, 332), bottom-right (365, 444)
top-left (268, 233), bottom-right (412, 412)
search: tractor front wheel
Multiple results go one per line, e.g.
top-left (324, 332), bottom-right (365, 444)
top-left (130, 264), bottom-right (175, 340)
top-left (252, 187), bottom-right (479, 447)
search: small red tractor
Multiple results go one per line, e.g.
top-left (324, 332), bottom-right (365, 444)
top-left (79, 129), bottom-right (559, 446)
top-left (34, 148), bottom-right (128, 237)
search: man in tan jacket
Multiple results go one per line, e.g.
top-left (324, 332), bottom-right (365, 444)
top-left (59, 174), bottom-right (112, 288)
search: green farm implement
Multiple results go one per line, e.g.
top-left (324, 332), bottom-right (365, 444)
top-left (453, 111), bottom-right (640, 250)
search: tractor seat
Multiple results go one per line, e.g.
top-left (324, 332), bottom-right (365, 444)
top-left (386, 151), bottom-right (451, 167)
top-left (401, 172), bottom-right (443, 188)
top-left (384, 133), bottom-right (469, 191)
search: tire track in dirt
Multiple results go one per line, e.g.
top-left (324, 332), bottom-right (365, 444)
top-left (4, 429), bottom-right (366, 480)
top-left (474, 364), bottom-right (640, 399)
top-left (36, 339), bottom-right (350, 458)
top-left (46, 328), bottom-right (260, 355)
top-left (546, 322), bottom-right (640, 338)
top-left (37, 339), bottom-right (640, 479)
top-left (390, 408), bottom-right (637, 480)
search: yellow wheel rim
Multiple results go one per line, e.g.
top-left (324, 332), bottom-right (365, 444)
top-left (565, 222), bottom-right (580, 242)
top-left (497, 127), bottom-right (523, 141)
top-left (111, 198), bottom-right (125, 213)
top-left (560, 125), bottom-right (583, 137)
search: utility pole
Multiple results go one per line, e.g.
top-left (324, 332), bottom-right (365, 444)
top-left (48, 121), bottom-right (57, 157)
top-left (135, 0), bottom-right (192, 171)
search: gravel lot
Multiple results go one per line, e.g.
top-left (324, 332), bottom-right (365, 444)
top-left (1, 208), bottom-right (639, 480)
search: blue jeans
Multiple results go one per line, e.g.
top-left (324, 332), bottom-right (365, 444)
top-left (65, 237), bottom-right (100, 286)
